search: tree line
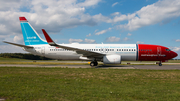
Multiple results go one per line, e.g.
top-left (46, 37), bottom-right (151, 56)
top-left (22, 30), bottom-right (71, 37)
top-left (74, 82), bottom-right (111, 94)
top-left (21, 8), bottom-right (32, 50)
top-left (0, 53), bottom-right (52, 60)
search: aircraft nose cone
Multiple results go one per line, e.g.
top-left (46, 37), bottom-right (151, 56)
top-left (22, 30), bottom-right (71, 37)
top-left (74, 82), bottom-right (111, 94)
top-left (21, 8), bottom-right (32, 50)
top-left (174, 52), bottom-right (178, 57)
top-left (172, 51), bottom-right (178, 58)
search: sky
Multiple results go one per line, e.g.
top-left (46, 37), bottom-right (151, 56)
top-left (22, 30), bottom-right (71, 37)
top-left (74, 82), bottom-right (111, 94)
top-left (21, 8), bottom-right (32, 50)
top-left (0, 0), bottom-right (180, 59)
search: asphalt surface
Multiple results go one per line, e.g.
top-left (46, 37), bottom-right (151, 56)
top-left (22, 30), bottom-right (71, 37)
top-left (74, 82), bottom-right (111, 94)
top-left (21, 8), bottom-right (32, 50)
top-left (0, 64), bottom-right (180, 70)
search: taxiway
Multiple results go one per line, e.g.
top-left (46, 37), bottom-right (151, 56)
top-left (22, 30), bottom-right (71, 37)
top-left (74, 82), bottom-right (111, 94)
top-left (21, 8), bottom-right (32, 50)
top-left (0, 64), bottom-right (180, 70)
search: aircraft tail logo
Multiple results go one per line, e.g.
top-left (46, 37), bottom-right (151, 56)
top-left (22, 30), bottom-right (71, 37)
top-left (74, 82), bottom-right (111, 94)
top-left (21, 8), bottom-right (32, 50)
top-left (19, 17), bottom-right (47, 45)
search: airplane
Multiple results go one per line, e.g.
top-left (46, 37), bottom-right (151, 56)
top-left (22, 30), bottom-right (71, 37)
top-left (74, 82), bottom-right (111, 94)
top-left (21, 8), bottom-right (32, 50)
top-left (3, 17), bottom-right (178, 66)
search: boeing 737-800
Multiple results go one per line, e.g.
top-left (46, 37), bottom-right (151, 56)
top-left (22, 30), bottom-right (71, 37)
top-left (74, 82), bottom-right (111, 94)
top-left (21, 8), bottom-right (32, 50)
top-left (3, 17), bottom-right (178, 66)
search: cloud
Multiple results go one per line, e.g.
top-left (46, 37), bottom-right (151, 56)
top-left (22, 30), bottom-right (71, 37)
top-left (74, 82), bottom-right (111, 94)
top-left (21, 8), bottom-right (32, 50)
top-left (117, 0), bottom-right (180, 31)
top-left (169, 46), bottom-right (180, 59)
top-left (69, 38), bottom-right (83, 43)
top-left (105, 36), bottom-right (120, 42)
top-left (110, 14), bottom-right (136, 23)
top-left (127, 33), bottom-right (132, 36)
top-left (111, 12), bottom-right (120, 16)
top-left (0, 0), bottom-right (103, 53)
top-left (1, 0), bottom-right (180, 38)
top-left (123, 37), bottom-right (130, 41)
top-left (95, 28), bottom-right (112, 35)
top-left (175, 39), bottom-right (180, 42)
top-left (86, 33), bottom-right (91, 37)
top-left (92, 13), bottom-right (112, 23)
top-left (78, 0), bottom-right (102, 7)
top-left (13, 35), bottom-right (24, 43)
top-left (170, 47), bottom-right (180, 52)
top-left (84, 38), bottom-right (96, 43)
top-left (105, 36), bottom-right (131, 42)
top-left (112, 2), bottom-right (118, 7)
top-left (94, 29), bottom-right (98, 32)
top-left (0, 38), bottom-right (5, 45)
top-left (0, 0), bottom-right (102, 37)
top-left (0, 45), bottom-right (26, 53)
top-left (0, 0), bottom-right (22, 11)
top-left (136, 41), bottom-right (144, 44)
top-left (69, 38), bottom-right (96, 43)
top-left (87, 0), bottom-right (180, 31)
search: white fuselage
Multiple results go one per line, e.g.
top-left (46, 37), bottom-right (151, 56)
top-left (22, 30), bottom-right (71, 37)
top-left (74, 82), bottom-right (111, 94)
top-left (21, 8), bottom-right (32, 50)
top-left (23, 44), bottom-right (138, 61)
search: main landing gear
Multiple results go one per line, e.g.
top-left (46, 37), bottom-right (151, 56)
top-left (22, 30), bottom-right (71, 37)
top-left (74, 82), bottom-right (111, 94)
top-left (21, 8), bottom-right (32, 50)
top-left (90, 61), bottom-right (98, 66)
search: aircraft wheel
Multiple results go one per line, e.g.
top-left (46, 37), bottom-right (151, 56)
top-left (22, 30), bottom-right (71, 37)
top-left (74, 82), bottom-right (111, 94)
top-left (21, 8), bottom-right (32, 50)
top-left (90, 62), bottom-right (95, 66)
top-left (90, 61), bottom-right (98, 66)
top-left (159, 63), bottom-right (162, 66)
top-left (94, 62), bottom-right (98, 66)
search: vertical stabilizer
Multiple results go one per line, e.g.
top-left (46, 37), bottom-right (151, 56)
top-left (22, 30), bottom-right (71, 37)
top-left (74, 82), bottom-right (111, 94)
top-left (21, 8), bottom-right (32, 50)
top-left (19, 17), bottom-right (47, 45)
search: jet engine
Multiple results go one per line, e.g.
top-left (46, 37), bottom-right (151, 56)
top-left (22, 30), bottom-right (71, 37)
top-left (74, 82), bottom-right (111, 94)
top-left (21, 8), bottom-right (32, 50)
top-left (103, 55), bottom-right (121, 64)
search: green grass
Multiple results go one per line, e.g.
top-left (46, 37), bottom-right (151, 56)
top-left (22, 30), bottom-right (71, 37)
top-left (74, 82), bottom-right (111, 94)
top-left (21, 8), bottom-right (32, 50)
top-left (0, 67), bottom-right (180, 101)
top-left (167, 60), bottom-right (180, 63)
top-left (0, 57), bottom-right (29, 61)
top-left (0, 57), bottom-right (89, 65)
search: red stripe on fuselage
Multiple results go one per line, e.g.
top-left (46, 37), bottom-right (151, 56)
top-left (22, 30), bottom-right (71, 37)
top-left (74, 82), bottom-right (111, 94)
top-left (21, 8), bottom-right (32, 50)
top-left (138, 44), bottom-right (176, 61)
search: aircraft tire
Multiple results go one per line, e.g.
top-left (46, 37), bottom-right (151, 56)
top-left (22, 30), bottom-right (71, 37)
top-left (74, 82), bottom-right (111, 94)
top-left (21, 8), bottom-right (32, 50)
top-left (90, 61), bottom-right (98, 66)
top-left (90, 62), bottom-right (95, 66)
top-left (94, 62), bottom-right (98, 66)
top-left (159, 63), bottom-right (162, 66)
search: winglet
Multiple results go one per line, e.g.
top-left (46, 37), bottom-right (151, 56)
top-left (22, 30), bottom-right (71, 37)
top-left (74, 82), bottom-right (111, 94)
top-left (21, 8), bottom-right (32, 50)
top-left (42, 29), bottom-right (57, 46)
top-left (19, 17), bottom-right (28, 22)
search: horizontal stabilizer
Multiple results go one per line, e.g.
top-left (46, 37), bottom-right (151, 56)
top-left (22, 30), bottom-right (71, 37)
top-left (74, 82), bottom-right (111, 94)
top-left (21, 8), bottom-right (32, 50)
top-left (3, 41), bottom-right (33, 48)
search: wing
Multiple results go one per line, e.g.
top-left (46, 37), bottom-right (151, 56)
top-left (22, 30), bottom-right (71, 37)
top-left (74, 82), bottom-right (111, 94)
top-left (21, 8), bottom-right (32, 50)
top-left (42, 29), bottom-right (104, 58)
top-left (3, 41), bottom-right (33, 48)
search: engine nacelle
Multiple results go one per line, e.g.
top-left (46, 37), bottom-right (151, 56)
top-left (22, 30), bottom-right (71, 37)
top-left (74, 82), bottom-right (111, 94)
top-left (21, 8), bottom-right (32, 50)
top-left (103, 55), bottom-right (121, 64)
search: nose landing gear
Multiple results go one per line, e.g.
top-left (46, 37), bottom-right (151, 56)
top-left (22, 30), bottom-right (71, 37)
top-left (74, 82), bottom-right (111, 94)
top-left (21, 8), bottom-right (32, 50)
top-left (159, 61), bottom-right (162, 66)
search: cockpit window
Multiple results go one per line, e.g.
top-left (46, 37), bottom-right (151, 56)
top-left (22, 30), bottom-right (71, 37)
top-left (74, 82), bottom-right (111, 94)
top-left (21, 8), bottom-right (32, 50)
top-left (166, 49), bottom-right (171, 51)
